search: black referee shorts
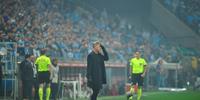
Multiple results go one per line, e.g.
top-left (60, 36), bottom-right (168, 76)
top-left (38, 71), bottom-right (50, 84)
top-left (131, 73), bottom-right (144, 86)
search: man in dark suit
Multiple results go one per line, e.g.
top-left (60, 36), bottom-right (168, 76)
top-left (20, 54), bottom-right (34, 100)
top-left (87, 41), bottom-right (109, 100)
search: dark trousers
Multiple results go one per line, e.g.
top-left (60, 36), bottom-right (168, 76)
top-left (91, 88), bottom-right (100, 100)
top-left (33, 78), bottom-right (39, 100)
top-left (0, 79), bottom-right (2, 96)
top-left (22, 80), bottom-right (33, 99)
top-left (51, 83), bottom-right (58, 100)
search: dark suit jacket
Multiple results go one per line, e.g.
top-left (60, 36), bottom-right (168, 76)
top-left (0, 63), bottom-right (2, 80)
top-left (20, 59), bottom-right (34, 81)
top-left (87, 45), bottom-right (109, 89)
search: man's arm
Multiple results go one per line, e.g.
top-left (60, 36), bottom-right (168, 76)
top-left (100, 45), bottom-right (109, 61)
top-left (19, 62), bottom-right (24, 80)
top-left (58, 66), bottom-right (60, 82)
top-left (129, 60), bottom-right (132, 79)
top-left (0, 65), bottom-right (2, 79)
top-left (129, 67), bottom-right (132, 79)
top-left (48, 64), bottom-right (52, 73)
top-left (86, 54), bottom-right (92, 82)
top-left (141, 65), bottom-right (147, 77)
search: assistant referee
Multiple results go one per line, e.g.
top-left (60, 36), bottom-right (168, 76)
top-left (35, 49), bottom-right (52, 100)
top-left (129, 51), bottom-right (147, 100)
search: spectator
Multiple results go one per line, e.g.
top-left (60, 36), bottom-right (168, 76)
top-left (51, 58), bottom-right (60, 100)
top-left (191, 56), bottom-right (198, 76)
top-left (156, 59), bottom-right (167, 88)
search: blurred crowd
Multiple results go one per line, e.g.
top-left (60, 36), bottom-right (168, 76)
top-left (160, 0), bottom-right (200, 34)
top-left (0, 0), bottom-right (193, 64)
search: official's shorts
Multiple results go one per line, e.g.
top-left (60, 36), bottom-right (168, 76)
top-left (38, 71), bottom-right (50, 84)
top-left (131, 73), bottom-right (144, 86)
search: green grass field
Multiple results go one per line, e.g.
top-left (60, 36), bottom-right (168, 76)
top-left (77, 91), bottom-right (200, 100)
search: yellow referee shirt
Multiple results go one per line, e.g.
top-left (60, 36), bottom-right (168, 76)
top-left (35, 55), bottom-right (51, 72)
top-left (130, 58), bottom-right (147, 74)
